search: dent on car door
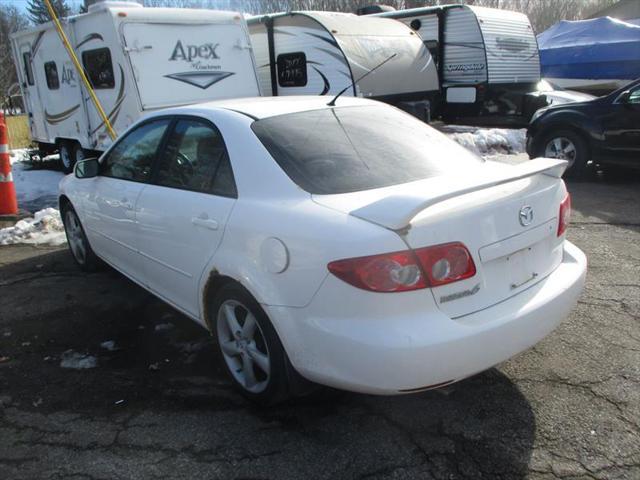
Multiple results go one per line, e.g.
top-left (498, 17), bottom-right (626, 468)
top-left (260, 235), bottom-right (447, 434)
top-left (136, 117), bottom-right (237, 317)
top-left (82, 119), bottom-right (171, 280)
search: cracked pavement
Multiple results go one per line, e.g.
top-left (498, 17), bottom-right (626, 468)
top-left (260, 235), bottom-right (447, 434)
top-left (1, 170), bottom-right (639, 479)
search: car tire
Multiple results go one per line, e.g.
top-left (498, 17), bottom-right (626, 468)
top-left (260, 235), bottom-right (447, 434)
top-left (58, 142), bottom-right (75, 174)
top-left (61, 204), bottom-right (101, 272)
top-left (210, 283), bottom-right (290, 405)
top-left (535, 129), bottom-right (589, 179)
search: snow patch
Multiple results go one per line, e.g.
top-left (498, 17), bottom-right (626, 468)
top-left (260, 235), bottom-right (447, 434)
top-left (59, 350), bottom-right (98, 370)
top-left (0, 208), bottom-right (66, 246)
top-left (444, 127), bottom-right (526, 158)
top-left (11, 159), bottom-right (64, 212)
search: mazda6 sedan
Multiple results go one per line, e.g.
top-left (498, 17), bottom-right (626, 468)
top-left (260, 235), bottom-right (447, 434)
top-left (60, 96), bottom-right (587, 404)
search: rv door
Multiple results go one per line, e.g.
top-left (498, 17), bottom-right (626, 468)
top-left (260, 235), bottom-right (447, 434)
top-left (122, 22), bottom-right (260, 110)
top-left (16, 41), bottom-right (49, 142)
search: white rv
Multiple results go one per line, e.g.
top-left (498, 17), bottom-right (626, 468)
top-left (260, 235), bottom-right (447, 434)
top-left (373, 5), bottom-right (544, 126)
top-left (10, 1), bottom-right (261, 171)
top-left (247, 12), bottom-right (439, 119)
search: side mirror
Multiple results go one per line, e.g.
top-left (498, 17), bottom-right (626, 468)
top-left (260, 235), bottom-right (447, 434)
top-left (74, 158), bottom-right (99, 179)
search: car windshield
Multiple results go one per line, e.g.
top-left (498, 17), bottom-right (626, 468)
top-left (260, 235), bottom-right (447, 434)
top-left (251, 105), bottom-right (484, 195)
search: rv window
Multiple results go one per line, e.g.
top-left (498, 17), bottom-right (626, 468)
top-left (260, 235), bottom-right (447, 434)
top-left (101, 119), bottom-right (171, 182)
top-left (44, 62), bottom-right (59, 90)
top-left (424, 40), bottom-right (439, 66)
top-left (277, 52), bottom-right (308, 88)
top-left (155, 119), bottom-right (237, 198)
top-left (82, 48), bottom-right (115, 89)
top-left (23, 52), bottom-right (34, 86)
top-left (252, 105), bottom-right (484, 195)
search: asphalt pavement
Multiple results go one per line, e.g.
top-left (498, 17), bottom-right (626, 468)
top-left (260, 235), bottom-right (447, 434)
top-left (0, 168), bottom-right (639, 480)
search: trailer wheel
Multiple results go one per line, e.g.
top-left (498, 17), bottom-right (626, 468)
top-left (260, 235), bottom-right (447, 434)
top-left (59, 143), bottom-right (74, 174)
top-left (73, 144), bottom-right (86, 166)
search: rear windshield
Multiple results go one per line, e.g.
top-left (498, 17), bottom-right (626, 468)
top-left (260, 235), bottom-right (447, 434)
top-left (251, 105), bottom-right (484, 195)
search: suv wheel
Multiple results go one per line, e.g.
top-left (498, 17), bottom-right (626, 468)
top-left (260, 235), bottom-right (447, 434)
top-left (537, 130), bottom-right (589, 179)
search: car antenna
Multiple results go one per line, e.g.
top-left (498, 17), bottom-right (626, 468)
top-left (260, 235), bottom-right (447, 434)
top-left (327, 53), bottom-right (397, 107)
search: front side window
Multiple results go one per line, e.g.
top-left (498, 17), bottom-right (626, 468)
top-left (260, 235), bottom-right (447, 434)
top-left (82, 48), bottom-right (115, 89)
top-left (101, 119), bottom-right (170, 182)
top-left (252, 105), bottom-right (484, 195)
top-left (44, 61), bottom-right (59, 90)
top-left (23, 52), bottom-right (34, 86)
top-left (628, 87), bottom-right (640, 104)
top-left (155, 119), bottom-right (237, 197)
top-left (277, 52), bottom-right (308, 87)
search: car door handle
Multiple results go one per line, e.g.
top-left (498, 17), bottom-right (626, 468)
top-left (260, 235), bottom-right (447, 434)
top-left (191, 217), bottom-right (219, 230)
top-left (121, 198), bottom-right (133, 209)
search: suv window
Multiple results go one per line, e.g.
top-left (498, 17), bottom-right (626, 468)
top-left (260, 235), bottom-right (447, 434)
top-left (251, 105), bottom-right (483, 194)
top-left (628, 87), bottom-right (640, 104)
top-left (155, 119), bottom-right (237, 197)
top-left (82, 48), bottom-right (115, 89)
top-left (101, 119), bottom-right (170, 182)
top-left (44, 61), bottom-right (59, 90)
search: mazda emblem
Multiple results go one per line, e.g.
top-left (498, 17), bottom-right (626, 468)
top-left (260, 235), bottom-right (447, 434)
top-left (519, 206), bottom-right (534, 226)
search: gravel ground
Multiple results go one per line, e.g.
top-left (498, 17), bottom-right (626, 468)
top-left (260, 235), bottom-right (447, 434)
top-left (0, 169), bottom-right (639, 480)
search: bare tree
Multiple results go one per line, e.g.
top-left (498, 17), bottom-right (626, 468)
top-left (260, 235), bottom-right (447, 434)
top-left (0, 4), bottom-right (29, 109)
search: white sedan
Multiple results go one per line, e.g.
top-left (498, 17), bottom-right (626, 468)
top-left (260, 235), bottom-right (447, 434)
top-left (60, 96), bottom-right (587, 404)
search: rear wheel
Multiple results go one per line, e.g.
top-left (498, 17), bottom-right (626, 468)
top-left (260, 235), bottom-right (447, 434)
top-left (536, 129), bottom-right (589, 179)
top-left (211, 283), bottom-right (290, 405)
top-left (61, 204), bottom-right (100, 272)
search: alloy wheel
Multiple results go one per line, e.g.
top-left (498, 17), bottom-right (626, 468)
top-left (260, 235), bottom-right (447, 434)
top-left (544, 137), bottom-right (577, 167)
top-left (216, 299), bottom-right (271, 393)
top-left (65, 210), bottom-right (86, 265)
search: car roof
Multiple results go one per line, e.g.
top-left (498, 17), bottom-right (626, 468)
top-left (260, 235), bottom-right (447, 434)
top-left (169, 96), bottom-right (380, 120)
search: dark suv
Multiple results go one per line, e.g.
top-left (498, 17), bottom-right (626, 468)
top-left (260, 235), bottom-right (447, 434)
top-left (527, 79), bottom-right (640, 178)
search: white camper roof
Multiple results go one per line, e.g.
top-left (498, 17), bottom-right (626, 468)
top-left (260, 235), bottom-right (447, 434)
top-left (11, 4), bottom-right (244, 40)
top-left (249, 11), bottom-right (416, 36)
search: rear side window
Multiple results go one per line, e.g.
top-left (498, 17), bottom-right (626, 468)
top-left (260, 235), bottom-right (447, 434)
top-left (23, 52), bottom-right (34, 86)
top-left (251, 105), bottom-right (483, 194)
top-left (155, 119), bottom-right (237, 197)
top-left (82, 48), bottom-right (114, 89)
top-left (101, 119), bottom-right (171, 182)
top-left (44, 61), bottom-right (59, 90)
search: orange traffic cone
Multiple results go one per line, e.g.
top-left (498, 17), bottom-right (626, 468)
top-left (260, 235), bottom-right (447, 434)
top-left (0, 112), bottom-right (19, 216)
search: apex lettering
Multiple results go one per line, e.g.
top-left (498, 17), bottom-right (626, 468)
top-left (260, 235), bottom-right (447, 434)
top-left (169, 40), bottom-right (220, 62)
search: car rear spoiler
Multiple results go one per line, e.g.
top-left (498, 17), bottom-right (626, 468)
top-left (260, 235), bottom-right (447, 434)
top-left (350, 158), bottom-right (568, 231)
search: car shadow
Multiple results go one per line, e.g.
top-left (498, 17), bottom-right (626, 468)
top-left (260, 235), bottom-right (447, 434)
top-left (0, 247), bottom-right (536, 478)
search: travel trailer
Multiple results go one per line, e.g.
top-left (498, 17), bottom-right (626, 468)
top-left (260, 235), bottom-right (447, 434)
top-left (10, 1), bottom-right (261, 171)
top-left (247, 11), bottom-right (439, 119)
top-left (372, 5), bottom-right (544, 126)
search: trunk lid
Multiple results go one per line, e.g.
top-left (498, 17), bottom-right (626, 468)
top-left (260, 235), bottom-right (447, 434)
top-left (313, 158), bottom-right (568, 318)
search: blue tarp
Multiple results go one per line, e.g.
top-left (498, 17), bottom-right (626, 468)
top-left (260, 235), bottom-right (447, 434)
top-left (537, 16), bottom-right (640, 80)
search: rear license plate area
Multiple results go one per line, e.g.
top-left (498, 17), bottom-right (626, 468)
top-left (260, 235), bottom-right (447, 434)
top-left (506, 247), bottom-right (538, 290)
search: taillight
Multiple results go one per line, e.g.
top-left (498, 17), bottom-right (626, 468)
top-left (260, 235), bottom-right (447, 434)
top-left (414, 242), bottom-right (477, 287)
top-left (557, 193), bottom-right (571, 236)
top-left (327, 242), bottom-right (476, 292)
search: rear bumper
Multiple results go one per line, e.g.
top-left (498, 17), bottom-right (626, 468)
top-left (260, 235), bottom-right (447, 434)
top-left (267, 241), bottom-right (587, 395)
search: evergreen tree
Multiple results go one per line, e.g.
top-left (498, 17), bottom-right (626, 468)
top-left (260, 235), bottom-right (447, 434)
top-left (26, 0), bottom-right (71, 25)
